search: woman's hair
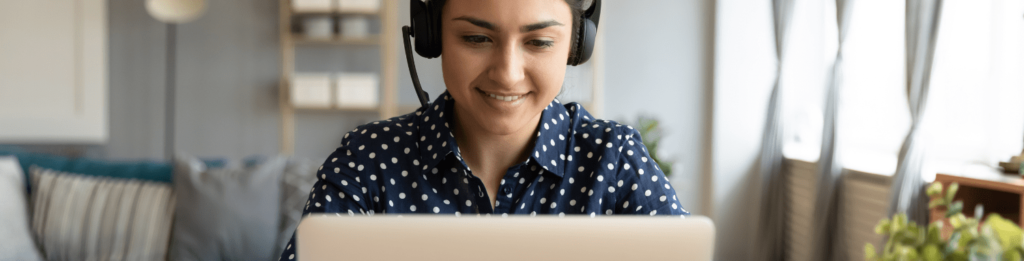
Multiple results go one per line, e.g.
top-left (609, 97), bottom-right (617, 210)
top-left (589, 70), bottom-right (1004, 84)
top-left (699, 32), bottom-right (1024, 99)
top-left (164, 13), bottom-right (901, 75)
top-left (434, 0), bottom-right (586, 62)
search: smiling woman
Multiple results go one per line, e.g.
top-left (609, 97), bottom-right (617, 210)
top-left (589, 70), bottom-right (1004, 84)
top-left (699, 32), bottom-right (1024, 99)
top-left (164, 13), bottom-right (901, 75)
top-left (278, 1), bottom-right (688, 260)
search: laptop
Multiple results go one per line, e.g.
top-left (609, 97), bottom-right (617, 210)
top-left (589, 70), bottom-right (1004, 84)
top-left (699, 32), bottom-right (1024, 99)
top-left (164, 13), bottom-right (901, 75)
top-left (296, 214), bottom-right (716, 261)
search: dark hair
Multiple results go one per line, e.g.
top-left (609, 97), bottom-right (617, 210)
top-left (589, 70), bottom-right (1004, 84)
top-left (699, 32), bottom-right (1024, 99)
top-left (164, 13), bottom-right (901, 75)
top-left (433, 0), bottom-right (586, 61)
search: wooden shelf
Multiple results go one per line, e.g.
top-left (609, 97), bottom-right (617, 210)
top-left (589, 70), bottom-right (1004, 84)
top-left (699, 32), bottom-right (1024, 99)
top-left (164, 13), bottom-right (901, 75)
top-left (292, 35), bottom-right (379, 45)
top-left (291, 9), bottom-right (381, 16)
top-left (294, 106), bottom-right (379, 112)
top-left (279, 0), bottom-right (398, 155)
top-left (931, 166), bottom-right (1024, 238)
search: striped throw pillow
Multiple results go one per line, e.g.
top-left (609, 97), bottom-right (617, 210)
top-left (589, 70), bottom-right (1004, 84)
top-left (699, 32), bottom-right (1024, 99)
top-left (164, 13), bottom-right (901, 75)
top-left (29, 166), bottom-right (175, 261)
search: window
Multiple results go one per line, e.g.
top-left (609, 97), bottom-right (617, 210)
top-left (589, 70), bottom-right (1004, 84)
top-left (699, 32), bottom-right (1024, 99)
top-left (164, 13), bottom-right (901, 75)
top-left (926, 0), bottom-right (1024, 172)
top-left (783, 0), bottom-right (1024, 177)
top-left (781, 0), bottom-right (834, 162)
top-left (838, 0), bottom-right (910, 175)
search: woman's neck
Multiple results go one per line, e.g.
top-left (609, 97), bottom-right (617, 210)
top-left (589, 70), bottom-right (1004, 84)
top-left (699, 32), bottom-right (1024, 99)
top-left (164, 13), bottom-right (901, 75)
top-left (451, 104), bottom-right (540, 181)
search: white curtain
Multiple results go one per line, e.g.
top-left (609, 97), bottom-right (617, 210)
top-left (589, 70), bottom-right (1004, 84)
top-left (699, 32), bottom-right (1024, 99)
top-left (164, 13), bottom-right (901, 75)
top-left (888, 0), bottom-right (944, 225)
top-left (756, 0), bottom-right (795, 260)
top-left (811, 0), bottom-right (853, 260)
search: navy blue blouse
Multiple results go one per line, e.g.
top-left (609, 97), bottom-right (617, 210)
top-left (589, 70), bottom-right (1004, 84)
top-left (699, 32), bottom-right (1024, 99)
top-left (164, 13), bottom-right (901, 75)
top-left (279, 91), bottom-right (688, 260)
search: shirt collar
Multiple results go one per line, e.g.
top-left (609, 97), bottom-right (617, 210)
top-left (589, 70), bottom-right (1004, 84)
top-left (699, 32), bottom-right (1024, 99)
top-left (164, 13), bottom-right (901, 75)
top-left (527, 98), bottom-right (571, 178)
top-left (415, 91), bottom-right (571, 178)
top-left (416, 92), bottom-right (460, 175)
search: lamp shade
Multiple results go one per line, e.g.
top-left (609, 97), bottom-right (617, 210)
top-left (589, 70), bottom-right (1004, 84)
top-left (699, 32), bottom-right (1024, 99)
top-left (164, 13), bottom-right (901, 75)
top-left (146, 0), bottom-right (206, 23)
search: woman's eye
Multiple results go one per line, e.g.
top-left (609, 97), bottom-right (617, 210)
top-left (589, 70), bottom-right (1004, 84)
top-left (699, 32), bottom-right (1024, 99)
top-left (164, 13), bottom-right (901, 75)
top-left (527, 39), bottom-right (554, 48)
top-left (461, 35), bottom-right (491, 44)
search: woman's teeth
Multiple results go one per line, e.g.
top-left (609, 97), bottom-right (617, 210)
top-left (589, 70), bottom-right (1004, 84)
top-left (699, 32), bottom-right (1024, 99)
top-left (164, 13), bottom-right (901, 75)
top-left (487, 93), bottom-right (525, 102)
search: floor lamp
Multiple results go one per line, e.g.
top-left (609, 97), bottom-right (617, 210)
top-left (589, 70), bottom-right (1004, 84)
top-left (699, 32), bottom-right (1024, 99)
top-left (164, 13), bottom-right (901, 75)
top-left (145, 0), bottom-right (206, 160)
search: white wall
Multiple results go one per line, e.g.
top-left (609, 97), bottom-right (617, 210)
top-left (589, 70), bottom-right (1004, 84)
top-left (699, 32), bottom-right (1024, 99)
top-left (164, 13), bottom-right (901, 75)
top-left (712, 0), bottom-right (777, 260)
top-left (602, 0), bottom-right (714, 217)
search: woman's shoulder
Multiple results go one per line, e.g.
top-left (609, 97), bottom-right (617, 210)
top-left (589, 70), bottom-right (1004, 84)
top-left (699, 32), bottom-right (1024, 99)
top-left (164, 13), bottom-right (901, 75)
top-left (559, 101), bottom-right (643, 147)
top-left (338, 110), bottom-right (423, 148)
top-left (325, 109), bottom-right (427, 169)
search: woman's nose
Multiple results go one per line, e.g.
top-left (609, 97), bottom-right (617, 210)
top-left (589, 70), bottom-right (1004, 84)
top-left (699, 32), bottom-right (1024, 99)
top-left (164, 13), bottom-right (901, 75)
top-left (487, 42), bottom-right (525, 87)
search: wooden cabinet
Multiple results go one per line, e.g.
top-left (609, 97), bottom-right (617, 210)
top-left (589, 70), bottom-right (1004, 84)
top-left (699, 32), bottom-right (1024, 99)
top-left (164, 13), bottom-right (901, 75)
top-left (0, 0), bottom-right (108, 143)
top-left (931, 167), bottom-right (1024, 226)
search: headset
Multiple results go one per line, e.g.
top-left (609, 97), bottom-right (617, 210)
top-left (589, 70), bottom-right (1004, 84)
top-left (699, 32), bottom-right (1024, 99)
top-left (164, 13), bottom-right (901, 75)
top-left (402, 0), bottom-right (603, 107)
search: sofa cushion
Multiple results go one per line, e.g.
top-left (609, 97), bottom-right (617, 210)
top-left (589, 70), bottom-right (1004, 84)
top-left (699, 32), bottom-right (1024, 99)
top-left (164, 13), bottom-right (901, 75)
top-left (29, 166), bottom-right (175, 261)
top-left (169, 154), bottom-right (285, 261)
top-left (276, 157), bottom-right (318, 256)
top-left (0, 157), bottom-right (44, 261)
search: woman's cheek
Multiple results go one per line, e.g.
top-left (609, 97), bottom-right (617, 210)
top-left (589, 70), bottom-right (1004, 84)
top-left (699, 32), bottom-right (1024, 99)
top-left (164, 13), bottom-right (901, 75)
top-left (441, 47), bottom-right (481, 94)
top-left (531, 56), bottom-right (567, 99)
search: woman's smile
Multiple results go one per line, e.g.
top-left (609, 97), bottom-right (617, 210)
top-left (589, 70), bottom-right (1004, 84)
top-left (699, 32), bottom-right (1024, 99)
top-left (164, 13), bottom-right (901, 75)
top-left (476, 88), bottom-right (531, 105)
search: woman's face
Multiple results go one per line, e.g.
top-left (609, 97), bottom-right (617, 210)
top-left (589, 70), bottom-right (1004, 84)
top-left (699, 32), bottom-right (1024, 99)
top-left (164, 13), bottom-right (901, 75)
top-left (441, 0), bottom-right (574, 135)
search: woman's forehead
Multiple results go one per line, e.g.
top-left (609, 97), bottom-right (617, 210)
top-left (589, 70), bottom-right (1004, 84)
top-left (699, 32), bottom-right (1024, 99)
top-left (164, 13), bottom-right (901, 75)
top-left (442, 0), bottom-right (573, 28)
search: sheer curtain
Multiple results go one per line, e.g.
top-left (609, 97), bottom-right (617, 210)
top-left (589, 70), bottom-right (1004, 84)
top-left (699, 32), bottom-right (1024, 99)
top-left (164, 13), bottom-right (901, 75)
top-left (887, 0), bottom-right (944, 225)
top-left (755, 0), bottom-right (795, 260)
top-left (811, 0), bottom-right (853, 260)
top-left (925, 0), bottom-right (1024, 173)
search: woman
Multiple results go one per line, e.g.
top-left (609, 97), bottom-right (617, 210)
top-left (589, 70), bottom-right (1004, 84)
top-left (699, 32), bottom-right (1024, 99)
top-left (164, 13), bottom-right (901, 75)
top-left (280, 0), bottom-right (686, 259)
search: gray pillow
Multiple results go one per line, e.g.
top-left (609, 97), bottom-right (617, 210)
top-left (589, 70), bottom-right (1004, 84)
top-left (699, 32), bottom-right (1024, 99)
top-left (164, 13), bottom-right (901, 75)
top-left (275, 157), bottom-right (318, 257)
top-left (170, 154), bottom-right (285, 261)
top-left (0, 157), bottom-right (44, 261)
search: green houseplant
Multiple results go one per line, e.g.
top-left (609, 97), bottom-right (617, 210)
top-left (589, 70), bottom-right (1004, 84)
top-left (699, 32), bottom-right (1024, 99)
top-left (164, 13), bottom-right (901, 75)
top-left (865, 182), bottom-right (1024, 261)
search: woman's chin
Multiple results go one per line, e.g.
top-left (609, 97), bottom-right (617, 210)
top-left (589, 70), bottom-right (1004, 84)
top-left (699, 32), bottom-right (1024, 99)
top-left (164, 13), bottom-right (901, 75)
top-left (475, 116), bottom-right (535, 136)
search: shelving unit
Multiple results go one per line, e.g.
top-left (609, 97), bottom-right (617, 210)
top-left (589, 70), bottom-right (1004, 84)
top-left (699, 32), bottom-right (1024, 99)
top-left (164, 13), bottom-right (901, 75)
top-left (278, 0), bottom-right (398, 154)
top-left (931, 168), bottom-right (1024, 227)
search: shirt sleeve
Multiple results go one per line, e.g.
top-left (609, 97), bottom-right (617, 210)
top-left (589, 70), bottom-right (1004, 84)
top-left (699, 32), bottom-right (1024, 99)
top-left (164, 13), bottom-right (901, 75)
top-left (278, 144), bottom-right (371, 261)
top-left (613, 128), bottom-right (689, 216)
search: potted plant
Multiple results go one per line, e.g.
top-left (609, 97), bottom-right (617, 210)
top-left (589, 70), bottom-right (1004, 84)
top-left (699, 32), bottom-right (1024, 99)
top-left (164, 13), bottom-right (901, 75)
top-left (865, 182), bottom-right (1024, 260)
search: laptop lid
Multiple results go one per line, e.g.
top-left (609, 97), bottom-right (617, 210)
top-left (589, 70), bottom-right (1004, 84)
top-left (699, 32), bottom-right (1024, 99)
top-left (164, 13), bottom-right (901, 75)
top-left (296, 214), bottom-right (715, 261)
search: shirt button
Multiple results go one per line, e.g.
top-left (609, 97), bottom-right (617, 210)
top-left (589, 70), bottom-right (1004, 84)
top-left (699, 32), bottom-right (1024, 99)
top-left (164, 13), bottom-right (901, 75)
top-left (502, 187), bottom-right (511, 194)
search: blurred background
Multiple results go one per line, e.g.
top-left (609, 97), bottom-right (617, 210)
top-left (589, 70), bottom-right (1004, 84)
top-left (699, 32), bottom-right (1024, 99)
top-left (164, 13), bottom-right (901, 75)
top-left (1, 0), bottom-right (1022, 260)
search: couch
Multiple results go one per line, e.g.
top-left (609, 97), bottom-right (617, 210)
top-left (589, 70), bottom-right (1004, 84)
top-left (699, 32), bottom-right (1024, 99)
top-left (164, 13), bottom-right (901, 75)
top-left (0, 147), bottom-right (318, 261)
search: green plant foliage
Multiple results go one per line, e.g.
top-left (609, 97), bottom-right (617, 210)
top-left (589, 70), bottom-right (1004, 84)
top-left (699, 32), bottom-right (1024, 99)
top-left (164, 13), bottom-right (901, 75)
top-left (634, 115), bottom-right (673, 177)
top-left (864, 182), bottom-right (1024, 261)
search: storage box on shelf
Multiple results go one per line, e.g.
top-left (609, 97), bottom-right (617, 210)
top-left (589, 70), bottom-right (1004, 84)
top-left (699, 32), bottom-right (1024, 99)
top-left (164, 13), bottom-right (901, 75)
top-left (290, 73), bottom-right (332, 109)
top-left (335, 73), bottom-right (379, 109)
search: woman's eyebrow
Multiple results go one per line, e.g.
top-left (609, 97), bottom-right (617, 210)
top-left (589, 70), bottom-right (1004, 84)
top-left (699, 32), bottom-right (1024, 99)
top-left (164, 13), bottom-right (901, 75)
top-left (520, 20), bottom-right (563, 33)
top-left (453, 16), bottom-right (496, 30)
top-left (452, 16), bottom-right (564, 33)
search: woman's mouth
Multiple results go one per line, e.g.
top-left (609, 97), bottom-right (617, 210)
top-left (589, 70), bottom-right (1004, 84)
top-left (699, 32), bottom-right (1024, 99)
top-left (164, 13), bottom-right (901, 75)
top-left (478, 89), bottom-right (529, 105)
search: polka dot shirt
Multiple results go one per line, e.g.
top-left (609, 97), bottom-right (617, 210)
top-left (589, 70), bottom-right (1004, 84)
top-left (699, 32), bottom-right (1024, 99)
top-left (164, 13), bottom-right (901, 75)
top-left (279, 91), bottom-right (688, 261)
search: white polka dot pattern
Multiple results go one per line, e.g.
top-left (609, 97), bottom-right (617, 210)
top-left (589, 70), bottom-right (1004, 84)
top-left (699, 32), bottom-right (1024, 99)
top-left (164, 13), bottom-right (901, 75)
top-left (278, 91), bottom-right (687, 261)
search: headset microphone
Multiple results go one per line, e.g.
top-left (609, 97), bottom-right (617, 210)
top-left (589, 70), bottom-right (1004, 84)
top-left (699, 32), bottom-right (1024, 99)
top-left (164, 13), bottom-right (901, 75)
top-left (402, 26), bottom-right (431, 107)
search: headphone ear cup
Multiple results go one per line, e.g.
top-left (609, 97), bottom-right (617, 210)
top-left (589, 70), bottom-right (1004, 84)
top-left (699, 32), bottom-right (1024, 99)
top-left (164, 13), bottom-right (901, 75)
top-left (569, 18), bottom-right (597, 66)
top-left (411, 0), bottom-right (442, 58)
top-left (425, 1), bottom-right (443, 57)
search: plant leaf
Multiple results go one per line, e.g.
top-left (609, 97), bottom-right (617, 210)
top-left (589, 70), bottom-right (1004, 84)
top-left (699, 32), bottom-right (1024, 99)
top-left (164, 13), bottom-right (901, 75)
top-left (875, 219), bottom-right (891, 234)
top-left (927, 182), bottom-right (944, 197)
top-left (922, 244), bottom-right (942, 261)
top-left (864, 243), bottom-right (877, 261)
top-left (927, 223), bottom-right (943, 245)
top-left (947, 201), bottom-right (964, 218)
top-left (1003, 250), bottom-right (1021, 261)
top-left (986, 214), bottom-right (1022, 249)
top-left (947, 232), bottom-right (962, 254)
top-left (946, 183), bottom-right (960, 203)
